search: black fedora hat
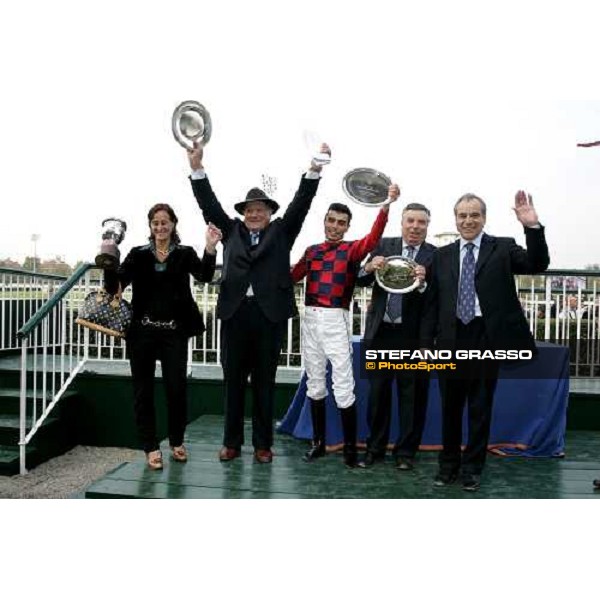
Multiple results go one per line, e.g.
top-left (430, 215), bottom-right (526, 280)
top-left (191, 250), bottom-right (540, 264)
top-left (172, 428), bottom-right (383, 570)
top-left (234, 187), bottom-right (280, 215)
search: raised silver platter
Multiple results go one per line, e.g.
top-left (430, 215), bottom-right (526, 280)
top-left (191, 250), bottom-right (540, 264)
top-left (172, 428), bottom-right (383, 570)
top-left (342, 168), bottom-right (392, 207)
top-left (172, 100), bottom-right (212, 150)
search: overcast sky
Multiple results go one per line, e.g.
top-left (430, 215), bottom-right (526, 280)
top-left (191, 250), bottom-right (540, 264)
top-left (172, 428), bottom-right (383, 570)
top-left (2, 1), bottom-right (600, 268)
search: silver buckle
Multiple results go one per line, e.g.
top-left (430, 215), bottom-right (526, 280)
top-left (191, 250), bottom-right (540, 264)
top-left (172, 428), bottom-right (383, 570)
top-left (141, 316), bottom-right (176, 330)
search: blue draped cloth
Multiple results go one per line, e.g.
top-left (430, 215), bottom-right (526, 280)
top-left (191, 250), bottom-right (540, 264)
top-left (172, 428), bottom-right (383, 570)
top-left (277, 339), bottom-right (569, 457)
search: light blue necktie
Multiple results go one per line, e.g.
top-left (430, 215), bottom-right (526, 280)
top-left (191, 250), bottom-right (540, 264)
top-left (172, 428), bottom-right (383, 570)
top-left (250, 231), bottom-right (260, 246)
top-left (386, 245), bottom-right (415, 321)
top-left (457, 242), bottom-right (476, 324)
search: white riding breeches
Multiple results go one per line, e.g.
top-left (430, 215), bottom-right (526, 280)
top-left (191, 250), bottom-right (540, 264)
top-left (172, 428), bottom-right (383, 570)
top-left (301, 306), bottom-right (355, 409)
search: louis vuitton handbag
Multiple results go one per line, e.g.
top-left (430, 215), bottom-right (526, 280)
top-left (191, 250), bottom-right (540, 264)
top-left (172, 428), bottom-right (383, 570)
top-left (75, 288), bottom-right (132, 338)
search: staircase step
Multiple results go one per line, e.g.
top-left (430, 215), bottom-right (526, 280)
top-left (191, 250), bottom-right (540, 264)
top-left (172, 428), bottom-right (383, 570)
top-left (0, 389), bottom-right (77, 473)
top-left (0, 444), bottom-right (39, 476)
top-left (0, 415), bottom-right (33, 429)
top-left (0, 414), bottom-right (59, 445)
top-left (0, 389), bottom-right (77, 415)
top-left (0, 388), bottom-right (55, 400)
top-left (0, 389), bottom-right (52, 415)
top-left (0, 444), bottom-right (19, 464)
top-left (0, 437), bottom-right (73, 476)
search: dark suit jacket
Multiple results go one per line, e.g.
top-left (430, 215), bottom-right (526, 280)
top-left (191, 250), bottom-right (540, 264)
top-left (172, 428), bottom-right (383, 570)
top-left (420, 229), bottom-right (550, 351)
top-left (356, 238), bottom-right (436, 343)
top-left (191, 175), bottom-right (320, 323)
top-left (105, 245), bottom-right (216, 337)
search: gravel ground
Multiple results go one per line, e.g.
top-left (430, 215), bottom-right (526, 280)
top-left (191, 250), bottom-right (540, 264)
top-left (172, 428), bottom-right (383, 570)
top-left (0, 446), bottom-right (143, 499)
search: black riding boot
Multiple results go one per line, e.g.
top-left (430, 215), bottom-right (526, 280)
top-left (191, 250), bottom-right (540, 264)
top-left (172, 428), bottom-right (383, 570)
top-left (340, 403), bottom-right (358, 468)
top-left (303, 398), bottom-right (326, 462)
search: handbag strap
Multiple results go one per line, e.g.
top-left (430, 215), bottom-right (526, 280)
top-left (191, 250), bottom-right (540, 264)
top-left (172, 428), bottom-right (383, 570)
top-left (109, 283), bottom-right (124, 308)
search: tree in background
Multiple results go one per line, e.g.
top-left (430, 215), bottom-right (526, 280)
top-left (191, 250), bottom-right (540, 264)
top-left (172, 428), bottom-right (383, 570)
top-left (22, 256), bottom-right (36, 271)
top-left (0, 256), bottom-right (92, 276)
top-left (0, 258), bottom-right (22, 269)
top-left (40, 256), bottom-right (72, 277)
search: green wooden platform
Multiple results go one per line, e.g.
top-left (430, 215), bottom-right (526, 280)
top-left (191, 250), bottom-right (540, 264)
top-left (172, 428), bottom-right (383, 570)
top-left (85, 415), bottom-right (600, 499)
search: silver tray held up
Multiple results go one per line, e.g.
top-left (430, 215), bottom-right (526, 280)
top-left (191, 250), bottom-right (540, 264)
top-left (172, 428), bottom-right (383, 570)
top-left (172, 100), bottom-right (212, 150)
top-left (375, 255), bottom-right (421, 294)
top-left (342, 168), bottom-right (392, 207)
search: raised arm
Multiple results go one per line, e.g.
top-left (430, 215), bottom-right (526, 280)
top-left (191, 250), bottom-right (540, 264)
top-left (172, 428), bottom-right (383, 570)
top-left (510, 190), bottom-right (550, 274)
top-left (348, 209), bottom-right (389, 262)
top-left (348, 183), bottom-right (398, 262)
top-left (187, 141), bottom-right (234, 238)
top-left (187, 248), bottom-right (216, 283)
top-left (281, 143), bottom-right (331, 244)
top-left (188, 223), bottom-right (222, 283)
top-left (104, 249), bottom-right (135, 295)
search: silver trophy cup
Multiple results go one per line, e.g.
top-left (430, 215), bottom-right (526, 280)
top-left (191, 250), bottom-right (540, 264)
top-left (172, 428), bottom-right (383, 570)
top-left (303, 130), bottom-right (331, 166)
top-left (95, 218), bottom-right (127, 270)
top-left (172, 100), bottom-right (212, 150)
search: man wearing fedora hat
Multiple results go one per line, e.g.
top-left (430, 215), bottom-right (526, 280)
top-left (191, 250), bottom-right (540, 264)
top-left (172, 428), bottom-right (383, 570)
top-left (187, 141), bottom-right (330, 464)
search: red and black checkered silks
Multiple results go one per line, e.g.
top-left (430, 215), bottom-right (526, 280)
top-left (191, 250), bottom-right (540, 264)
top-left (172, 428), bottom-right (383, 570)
top-left (291, 208), bottom-right (389, 309)
top-left (302, 243), bottom-right (359, 308)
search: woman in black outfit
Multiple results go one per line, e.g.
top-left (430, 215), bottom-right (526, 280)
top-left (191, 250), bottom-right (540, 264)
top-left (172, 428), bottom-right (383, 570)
top-left (105, 203), bottom-right (220, 469)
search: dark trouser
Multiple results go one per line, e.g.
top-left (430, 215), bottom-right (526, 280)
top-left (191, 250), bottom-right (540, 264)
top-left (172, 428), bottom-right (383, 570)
top-left (438, 318), bottom-right (499, 476)
top-left (366, 323), bottom-right (429, 458)
top-left (395, 376), bottom-right (430, 458)
top-left (220, 297), bottom-right (285, 451)
top-left (128, 327), bottom-right (189, 453)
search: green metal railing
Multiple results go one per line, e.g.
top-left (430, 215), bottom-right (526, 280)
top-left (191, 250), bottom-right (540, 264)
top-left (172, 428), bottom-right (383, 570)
top-left (16, 263), bottom-right (94, 340)
top-left (14, 263), bottom-right (95, 474)
top-left (0, 267), bottom-right (68, 352)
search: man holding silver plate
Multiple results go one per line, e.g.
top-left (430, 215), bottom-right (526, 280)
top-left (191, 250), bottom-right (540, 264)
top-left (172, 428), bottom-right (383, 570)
top-left (180, 101), bottom-right (330, 464)
top-left (356, 202), bottom-right (434, 470)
